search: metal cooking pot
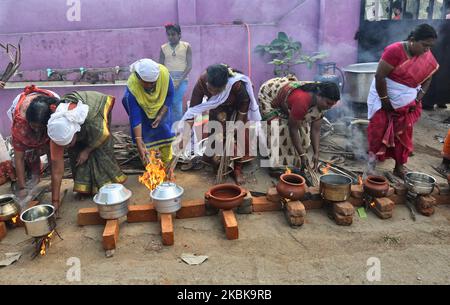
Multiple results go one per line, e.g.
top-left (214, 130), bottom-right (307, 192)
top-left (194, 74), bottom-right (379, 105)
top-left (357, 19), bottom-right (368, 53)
top-left (93, 184), bottom-right (131, 219)
top-left (150, 182), bottom-right (184, 214)
top-left (0, 194), bottom-right (20, 222)
top-left (20, 204), bottom-right (56, 237)
top-left (404, 172), bottom-right (437, 195)
top-left (343, 62), bottom-right (378, 103)
top-left (320, 174), bottom-right (352, 202)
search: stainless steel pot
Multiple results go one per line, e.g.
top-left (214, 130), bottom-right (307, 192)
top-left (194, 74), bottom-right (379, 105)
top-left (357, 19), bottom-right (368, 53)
top-left (93, 184), bottom-right (131, 219)
top-left (320, 174), bottom-right (352, 202)
top-left (0, 194), bottom-right (20, 222)
top-left (404, 172), bottom-right (437, 195)
top-left (343, 62), bottom-right (378, 103)
top-left (150, 182), bottom-right (184, 214)
top-left (20, 204), bottom-right (56, 237)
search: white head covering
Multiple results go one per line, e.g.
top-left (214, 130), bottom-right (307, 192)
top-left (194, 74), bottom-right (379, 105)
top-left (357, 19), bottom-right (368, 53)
top-left (47, 101), bottom-right (89, 146)
top-left (129, 58), bottom-right (160, 82)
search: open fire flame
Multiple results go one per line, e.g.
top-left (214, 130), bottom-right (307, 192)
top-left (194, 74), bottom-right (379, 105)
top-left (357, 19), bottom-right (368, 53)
top-left (358, 176), bottom-right (363, 185)
top-left (370, 201), bottom-right (376, 209)
top-left (285, 167), bottom-right (291, 174)
top-left (321, 163), bottom-right (331, 175)
top-left (139, 150), bottom-right (167, 191)
top-left (11, 215), bottom-right (18, 224)
top-left (39, 230), bottom-right (55, 256)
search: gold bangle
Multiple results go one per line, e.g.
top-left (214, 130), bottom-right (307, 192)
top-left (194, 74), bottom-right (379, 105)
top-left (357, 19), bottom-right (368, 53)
top-left (379, 96), bottom-right (389, 100)
top-left (238, 111), bottom-right (248, 115)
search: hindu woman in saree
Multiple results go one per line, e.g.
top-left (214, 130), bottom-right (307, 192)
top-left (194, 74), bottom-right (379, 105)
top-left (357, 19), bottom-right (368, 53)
top-left (367, 24), bottom-right (439, 179)
top-left (8, 85), bottom-right (60, 196)
top-left (122, 58), bottom-right (175, 165)
top-left (47, 91), bottom-right (127, 210)
top-left (180, 64), bottom-right (261, 185)
top-left (258, 77), bottom-right (340, 170)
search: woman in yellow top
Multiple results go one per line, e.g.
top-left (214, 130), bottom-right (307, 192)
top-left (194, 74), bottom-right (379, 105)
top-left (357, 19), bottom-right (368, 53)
top-left (122, 58), bottom-right (175, 165)
top-left (159, 23), bottom-right (192, 123)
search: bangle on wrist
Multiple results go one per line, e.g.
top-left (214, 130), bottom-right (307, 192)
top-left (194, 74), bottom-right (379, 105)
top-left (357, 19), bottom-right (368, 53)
top-left (379, 96), bottom-right (389, 100)
top-left (299, 153), bottom-right (306, 157)
top-left (420, 88), bottom-right (426, 94)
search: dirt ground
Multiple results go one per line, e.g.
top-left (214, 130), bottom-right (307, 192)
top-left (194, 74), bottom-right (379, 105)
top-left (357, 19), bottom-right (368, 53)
top-left (0, 109), bottom-right (449, 285)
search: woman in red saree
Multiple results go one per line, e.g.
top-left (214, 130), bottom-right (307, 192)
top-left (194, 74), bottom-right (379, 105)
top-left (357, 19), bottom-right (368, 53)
top-left (367, 24), bottom-right (439, 179)
top-left (9, 85), bottom-right (60, 195)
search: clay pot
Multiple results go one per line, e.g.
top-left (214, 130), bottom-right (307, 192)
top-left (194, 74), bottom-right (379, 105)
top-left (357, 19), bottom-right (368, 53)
top-left (276, 173), bottom-right (306, 200)
top-left (205, 184), bottom-right (246, 210)
top-left (363, 175), bottom-right (389, 198)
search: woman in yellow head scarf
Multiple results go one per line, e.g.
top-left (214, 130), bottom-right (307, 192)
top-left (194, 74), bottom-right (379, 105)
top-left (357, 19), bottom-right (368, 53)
top-left (122, 58), bottom-right (176, 165)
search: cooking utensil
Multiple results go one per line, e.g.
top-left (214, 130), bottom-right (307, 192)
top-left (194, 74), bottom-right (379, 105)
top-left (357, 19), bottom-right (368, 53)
top-left (93, 184), bottom-right (131, 219)
top-left (205, 184), bottom-right (246, 210)
top-left (150, 182), bottom-right (184, 213)
top-left (319, 174), bottom-right (352, 202)
top-left (0, 194), bottom-right (20, 221)
top-left (404, 172), bottom-right (437, 195)
top-left (20, 204), bottom-right (56, 237)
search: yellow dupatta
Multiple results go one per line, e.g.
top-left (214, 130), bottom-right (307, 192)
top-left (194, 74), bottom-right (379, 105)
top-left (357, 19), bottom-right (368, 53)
top-left (127, 64), bottom-right (170, 119)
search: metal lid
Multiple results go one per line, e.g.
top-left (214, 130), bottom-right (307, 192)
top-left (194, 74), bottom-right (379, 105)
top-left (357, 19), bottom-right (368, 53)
top-left (93, 184), bottom-right (132, 205)
top-left (150, 182), bottom-right (184, 201)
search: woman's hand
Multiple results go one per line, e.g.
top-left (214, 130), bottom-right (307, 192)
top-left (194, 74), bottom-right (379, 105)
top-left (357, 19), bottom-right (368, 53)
top-left (76, 148), bottom-right (92, 167)
top-left (152, 116), bottom-right (162, 129)
top-left (380, 98), bottom-right (394, 111)
top-left (312, 153), bottom-right (320, 171)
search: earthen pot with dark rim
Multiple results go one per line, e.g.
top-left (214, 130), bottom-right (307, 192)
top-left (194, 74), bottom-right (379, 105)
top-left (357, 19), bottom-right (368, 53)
top-left (276, 173), bottom-right (306, 200)
top-left (205, 184), bottom-right (247, 210)
top-left (363, 175), bottom-right (389, 198)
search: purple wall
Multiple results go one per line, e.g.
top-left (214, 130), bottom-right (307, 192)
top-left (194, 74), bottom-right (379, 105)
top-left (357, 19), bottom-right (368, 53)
top-left (0, 0), bottom-right (361, 136)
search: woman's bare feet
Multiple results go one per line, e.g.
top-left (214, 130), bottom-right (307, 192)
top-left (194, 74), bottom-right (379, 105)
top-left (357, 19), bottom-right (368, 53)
top-left (393, 164), bottom-right (408, 179)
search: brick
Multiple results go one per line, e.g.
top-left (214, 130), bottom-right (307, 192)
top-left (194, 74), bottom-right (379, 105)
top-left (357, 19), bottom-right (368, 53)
top-left (374, 197), bottom-right (395, 212)
top-left (430, 189), bottom-right (450, 205)
top-left (417, 195), bottom-right (436, 209)
top-left (204, 199), bottom-right (219, 216)
top-left (0, 221), bottom-right (6, 241)
top-left (236, 191), bottom-right (253, 214)
top-left (266, 187), bottom-right (281, 203)
top-left (394, 183), bottom-right (408, 196)
top-left (252, 196), bottom-right (282, 212)
top-left (350, 185), bottom-right (364, 199)
top-left (416, 196), bottom-right (436, 216)
top-left (77, 207), bottom-right (106, 226)
top-left (348, 196), bottom-right (364, 207)
top-left (102, 219), bottom-right (119, 250)
top-left (127, 204), bottom-right (157, 223)
top-left (371, 207), bottom-right (393, 219)
top-left (333, 202), bottom-right (355, 216)
top-left (176, 199), bottom-right (205, 219)
top-left (387, 187), bottom-right (395, 197)
top-left (221, 210), bottom-right (239, 240)
top-left (284, 210), bottom-right (304, 227)
top-left (302, 186), bottom-right (323, 210)
top-left (160, 213), bottom-right (174, 246)
top-left (333, 213), bottom-right (353, 226)
top-left (389, 194), bottom-right (407, 205)
top-left (286, 201), bottom-right (306, 217)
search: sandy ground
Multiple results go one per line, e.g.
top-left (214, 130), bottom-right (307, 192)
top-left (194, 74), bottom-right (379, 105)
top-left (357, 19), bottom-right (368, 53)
top-left (0, 109), bottom-right (449, 285)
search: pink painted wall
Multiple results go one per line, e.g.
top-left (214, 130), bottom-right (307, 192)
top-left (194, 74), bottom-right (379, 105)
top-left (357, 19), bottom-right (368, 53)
top-left (0, 0), bottom-right (361, 135)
